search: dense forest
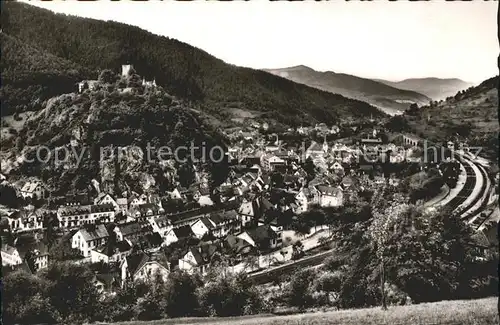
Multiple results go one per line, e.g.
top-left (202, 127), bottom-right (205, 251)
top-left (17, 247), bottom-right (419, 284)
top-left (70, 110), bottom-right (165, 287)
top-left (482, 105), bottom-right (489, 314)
top-left (0, 33), bottom-right (93, 116)
top-left (1, 1), bottom-right (385, 125)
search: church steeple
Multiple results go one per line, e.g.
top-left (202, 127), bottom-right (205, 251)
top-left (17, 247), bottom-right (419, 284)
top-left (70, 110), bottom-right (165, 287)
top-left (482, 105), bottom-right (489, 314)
top-left (322, 135), bottom-right (328, 153)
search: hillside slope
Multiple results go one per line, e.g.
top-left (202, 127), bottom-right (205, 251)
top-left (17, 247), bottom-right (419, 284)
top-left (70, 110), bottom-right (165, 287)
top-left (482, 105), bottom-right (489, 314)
top-left (376, 77), bottom-right (474, 101)
top-left (404, 76), bottom-right (498, 158)
top-left (0, 72), bottom-right (228, 197)
top-left (264, 65), bottom-right (431, 115)
top-left (0, 32), bottom-right (92, 116)
top-left (1, 1), bottom-right (385, 126)
top-left (110, 297), bottom-right (497, 325)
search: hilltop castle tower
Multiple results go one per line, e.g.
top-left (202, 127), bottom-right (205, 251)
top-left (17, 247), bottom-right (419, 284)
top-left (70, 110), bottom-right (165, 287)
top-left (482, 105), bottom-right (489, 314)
top-left (121, 64), bottom-right (133, 77)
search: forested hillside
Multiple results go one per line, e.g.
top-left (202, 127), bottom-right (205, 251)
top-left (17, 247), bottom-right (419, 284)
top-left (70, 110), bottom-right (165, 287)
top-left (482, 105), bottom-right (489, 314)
top-left (1, 1), bottom-right (385, 125)
top-left (403, 76), bottom-right (498, 158)
top-left (0, 33), bottom-right (92, 116)
top-left (1, 69), bottom-right (229, 197)
top-left (264, 65), bottom-right (431, 115)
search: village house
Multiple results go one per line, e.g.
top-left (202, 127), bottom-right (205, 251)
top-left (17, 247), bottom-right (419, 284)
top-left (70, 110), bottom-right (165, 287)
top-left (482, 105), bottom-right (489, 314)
top-left (191, 210), bottom-right (239, 239)
top-left (164, 225), bottom-right (194, 246)
top-left (149, 215), bottom-right (172, 238)
top-left (329, 161), bottom-right (345, 175)
top-left (2, 208), bottom-right (44, 233)
top-left (256, 214), bottom-right (283, 246)
top-left (17, 241), bottom-right (50, 271)
top-left (90, 240), bottom-right (133, 264)
top-left (94, 193), bottom-right (119, 211)
top-left (20, 181), bottom-right (45, 199)
top-left (131, 203), bottom-right (163, 222)
top-left (71, 224), bottom-right (110, 257)
top-left (142, 78), bottom-right (157, 88)
top-left (93, 263), bottom-right (124, 294)
top-left (113, 220), bottom-right (153, 244)
top-left (315, 185), bottom-right (344, 207)
top-left (2, 241), bottom-right (50, 272)
top-left (125, 253), bottom-right (170, 283)
top-left (237, 225), bottom-right (281, 251)
top-left (196, 187), bottom-right (214, 206)
top-left (294, 187), bottom-right (316, 214)
top-left (178, 244), bottom-right (219, 275)
top-left (57, 204), bottom-right (115, 228)
top-left (128, 192), bottom-right (148, 210)
top-left (223, 234), bottom-right (255, 261)
top-left (116, 197), bottom-right (128, 215)
top-left (306, 141), bottom-right (328, 159)
top-left (1, 244), bottom-right (22, 266)
top-left (261, 154), bottom-right (286, 171)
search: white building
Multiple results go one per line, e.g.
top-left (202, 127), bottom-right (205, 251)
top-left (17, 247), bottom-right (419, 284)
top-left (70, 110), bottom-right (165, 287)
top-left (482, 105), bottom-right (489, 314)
top-left (315, 185), bottom-right (343, 207)
top-left (94, 193), bottom-right (119, 211)
top-left (1, 244), bottom-right (22, 266)
top-left (71, 224), bottom-right (110, 257)
top-left (20, 181), bottom-right (45, 200)
top-left (57, 204), bottom-right (115, 228)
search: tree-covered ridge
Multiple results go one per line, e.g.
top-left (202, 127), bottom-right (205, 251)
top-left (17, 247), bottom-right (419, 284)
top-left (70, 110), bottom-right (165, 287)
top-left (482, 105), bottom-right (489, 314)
top-left (2, 1), bottom-right (385, 125)
top-left (0, 33), bottom-right (93, 115)
top-left (402, 75), bottom-right (498, 159)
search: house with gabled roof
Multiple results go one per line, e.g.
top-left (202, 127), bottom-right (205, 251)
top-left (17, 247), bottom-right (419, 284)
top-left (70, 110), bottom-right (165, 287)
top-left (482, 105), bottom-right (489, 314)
top-left (223, 234), bottom-right (255, 260)
top-left (178, 243), bottom-right (219, 275)
top-left (190, 217), bottom-right (216, 239)
top-left (131, 203), bottom-right (163, 221)
top-left (150, 215), bottom-right (172, 238)
top-left (90, 240), bottom-right (133, 264)
top-left (116, 197), bottom-right (128, 215)
top-left (315, 185), bottom-right (343, 207)
top-left (306, 141), bottom-right (326, 159)
top-left (72, 224), bottom-right (110, 257)
top-left (94, 192), bottom-right (119, 211)
top-left (1, 243), bottom-right (22, 266)
top-left (237, 196), bottom-right (276, 228)
top-left (14, 241), bottom-right (50, 272)
top-left (7, 208), bottom-right (44, 233)
top-left (113, 220), bottom-right (152, 244)
top-left (329, 161), bottom-right (345, 175)
top-left (237, 225), bottom-right (280, 251)
top-left (20, 180), bottom-right (45, 199)
top-left (190, 209), bottom-right (239, 239)
top-left (261, 154), bottom-right (286, 171)
top-left (164, 225), bottom-right (194, 246)
top-left (93, 262), bottom-right (124, 294)
top-left (295, 187), bottom-right (315, 214)
top-left (123, 252), bottom-right (170, 283)
top-left (2, 260), bottom-right (33, 277)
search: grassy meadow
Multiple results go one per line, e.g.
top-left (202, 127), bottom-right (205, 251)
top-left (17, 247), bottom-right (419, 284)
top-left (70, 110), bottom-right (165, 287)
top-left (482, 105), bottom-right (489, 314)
top-left (106, 297), bottom-right (498, 325)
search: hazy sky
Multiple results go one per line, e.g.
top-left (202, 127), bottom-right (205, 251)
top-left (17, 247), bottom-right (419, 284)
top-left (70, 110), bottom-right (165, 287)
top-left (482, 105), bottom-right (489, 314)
top-left (22, 0), bottom-right (498, 83)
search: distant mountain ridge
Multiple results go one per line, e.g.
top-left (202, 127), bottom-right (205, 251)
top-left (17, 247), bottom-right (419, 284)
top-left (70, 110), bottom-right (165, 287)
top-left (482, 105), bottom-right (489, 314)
top-left (1, 1), bottom-right (385, 126)
top-left (404, 75), bottom-right (498, 158)
top-left (375, 77), bottom-right (474, 101)
top-left (263, 65), bottom-right (431, 116)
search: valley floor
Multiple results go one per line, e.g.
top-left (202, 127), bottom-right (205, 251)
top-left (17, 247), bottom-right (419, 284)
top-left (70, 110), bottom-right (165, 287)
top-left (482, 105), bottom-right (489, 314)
top-left (104, 297), bottom-right (497, 325)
